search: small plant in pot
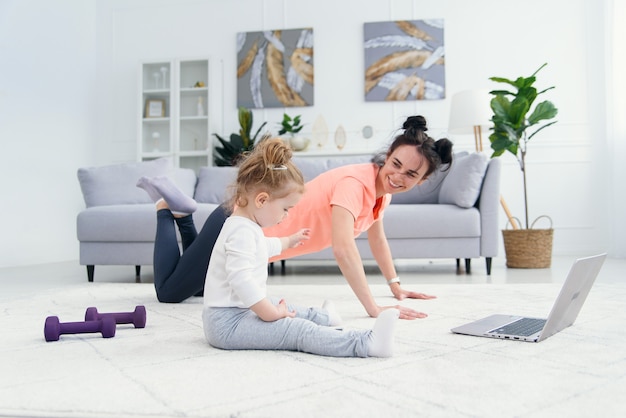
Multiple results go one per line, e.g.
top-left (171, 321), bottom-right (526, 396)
top-left (213, 107), bottom-right (267, 166)
top-left (488, 63), bottom-right (559, 268)
top-left (278, 113), bottom-right (309, 151)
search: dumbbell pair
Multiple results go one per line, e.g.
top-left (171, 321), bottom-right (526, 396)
top-left (44, 305), bottom-right (146, 342)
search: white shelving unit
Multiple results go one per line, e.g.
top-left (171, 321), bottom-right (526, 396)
top-left (138, 58), bottom-right (210, 172)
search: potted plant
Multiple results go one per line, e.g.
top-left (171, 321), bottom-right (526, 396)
top-left (488, 63), bottom-right (559, 268)
top-left (278, 113), bottom-right (309, 151)
top-left (213, 107), bottom-right (267, 166)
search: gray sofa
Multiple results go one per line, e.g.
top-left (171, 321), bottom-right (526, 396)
top-left (76, 152), bottom-right (501, 282)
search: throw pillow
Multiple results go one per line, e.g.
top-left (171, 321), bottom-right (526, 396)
top-left (438, 152), bottom-right (489, 208)
top-left (391, 151), bottom-right (467, 204)
top-left (194, 166), bottom-right (238, 204)
top-left (391, 163), bottom-right (450, 204)
top-left (77, 158), bottom-right (173, 207)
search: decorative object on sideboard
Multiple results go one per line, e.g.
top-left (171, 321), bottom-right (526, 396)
top-left (213, 107), bottom-right (268, 166)
top-left (488, 63), bottom-right (559, 268)
top-left (362, 125), bottom-right (374, 139)
top-left (334, 125), bottom-right (347, 150)
top-left (278, 113), bottom-right (309, 151)
top-left (311, 114), bottom-right (329, 149)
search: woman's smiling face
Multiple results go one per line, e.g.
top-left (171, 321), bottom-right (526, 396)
top-left (377, 144), bottom-right (430, 196)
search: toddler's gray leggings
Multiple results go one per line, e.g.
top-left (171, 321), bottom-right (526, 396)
top-left (203, 301), bottom-right (372, 358)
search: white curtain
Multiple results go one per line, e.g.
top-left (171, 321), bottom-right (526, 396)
top-left (608, 0), bottom-right (626, 257)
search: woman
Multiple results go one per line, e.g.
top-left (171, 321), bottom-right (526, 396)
top-left (138, 115), bottom-right (453, 319)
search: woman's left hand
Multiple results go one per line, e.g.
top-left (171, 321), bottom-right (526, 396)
top-left (391, 285), bottom-right (437, 301)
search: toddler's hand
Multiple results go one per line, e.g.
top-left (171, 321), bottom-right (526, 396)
top-left (288, 228), bottom-right (311, 248)
top-left (278, 299), bottom-right (296, 318)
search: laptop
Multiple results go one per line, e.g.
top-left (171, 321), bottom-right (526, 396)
top-left (451, 253), bottom-right (607, 343)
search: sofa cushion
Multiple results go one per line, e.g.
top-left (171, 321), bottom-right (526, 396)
top-left (293, 155), bottom-right (372, 182)
top-left (438, 152), bottom-right (488, 208)
top-left (77, 204), bottom-right (159, 241)
top-left (77, 158), bottom-right (173, 208)
top-left (391, 151), bottom-right (468, 204)
top-left (382, 204), bottom-right (481, 238)
top-left (77, 203), bottom-right (219, 242)
top-left (194, 166), bottom-right (237, 204)
top-left (391, 164), bottom-right (449, 204)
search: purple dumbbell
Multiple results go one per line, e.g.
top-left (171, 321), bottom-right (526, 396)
top-left (84, 305), bottom-right (146, 329)
top-left (44, 315), bottom-right (116, 342)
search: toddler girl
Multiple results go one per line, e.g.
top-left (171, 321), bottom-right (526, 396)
top-left (201, 138), bottom-right (399, 357)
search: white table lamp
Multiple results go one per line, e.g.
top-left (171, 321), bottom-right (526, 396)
top-left (448, 89), bottom-right (492, 151)
top-left (448, 89), bottom-right (519, 229)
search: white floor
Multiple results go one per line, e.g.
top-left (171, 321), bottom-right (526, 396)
top-left (1, 255), bottom-right (622, 301)
top-left (1, 255), bottom-right (624, 418)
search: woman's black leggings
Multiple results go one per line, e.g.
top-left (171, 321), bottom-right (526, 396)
top-left (153, 205), bottom-right (229, 303)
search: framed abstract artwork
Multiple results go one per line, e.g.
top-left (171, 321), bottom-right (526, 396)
top-left (364, 20), bottom-right (445, 102)
top-left (237, 28), bottom-right (314, 109)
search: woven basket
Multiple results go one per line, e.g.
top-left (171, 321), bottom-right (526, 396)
top-left (502, 216), bottom-right (553, 268)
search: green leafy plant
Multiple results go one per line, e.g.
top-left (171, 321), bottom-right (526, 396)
top-left (213, 107), bottom-right (267, 166)
top-left (488, 63), bottom-right (559, 229)
top-left (277, 113), bottom-right (304, 136)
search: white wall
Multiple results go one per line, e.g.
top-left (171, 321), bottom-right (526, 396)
top-left (0, 0), bottom-right (97, 267)
top-left (0, 0), bottom-right (620, 267)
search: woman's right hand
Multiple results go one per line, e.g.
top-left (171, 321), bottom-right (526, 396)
top-left (377, 304), bottom-right (427, 320)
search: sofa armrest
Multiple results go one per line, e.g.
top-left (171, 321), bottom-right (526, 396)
top-left (478, 158), bottom-right (501, 257)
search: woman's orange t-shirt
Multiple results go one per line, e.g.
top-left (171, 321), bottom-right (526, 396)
top-left (263, 163), bottom-right (391, 261)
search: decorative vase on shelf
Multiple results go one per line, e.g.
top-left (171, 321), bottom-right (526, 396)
top-left (289, 136), bottom-right (310, 151)
top-left (160, 66), bottom-right (168, 89)
top-left (312, 115), bottom-right (329, 149)
top-left (197, 97), bottom-right (204, 116)
top-left (334, 125), bottom-right (347, 150)
top-left (153, 72), bottom-right (160, 90)
top-left (151, 132), bottom-right (160, 152)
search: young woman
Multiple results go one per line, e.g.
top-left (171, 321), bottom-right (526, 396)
top-left (201, 138), bottom-right (399, 357)
top-left (138, 115), bottom-right (453, 319)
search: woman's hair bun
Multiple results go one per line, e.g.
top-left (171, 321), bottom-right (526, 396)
top-left (403, 115), bottom-right (428, 132)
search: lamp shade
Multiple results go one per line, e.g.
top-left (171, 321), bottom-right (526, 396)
top-left (448, 89), bottom-right (493, 134)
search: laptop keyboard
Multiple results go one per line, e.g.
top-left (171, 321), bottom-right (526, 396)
top-left (489, 317), bottom-right (546, 336)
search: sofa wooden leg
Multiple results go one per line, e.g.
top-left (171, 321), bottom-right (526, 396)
top-left (268, 262), bottom-right (275, 275)
top-left (280, 260), bottom-right (286, 275)
top-left (87, 265), bottom-right (94, 282)
top-left (135, 265), bottom-right (141, 283)
top-left (465, 258), bottom-right (471, 274)
top-left (485, 257), bottom-right (492, 275)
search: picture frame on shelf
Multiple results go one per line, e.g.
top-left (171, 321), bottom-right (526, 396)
top-left (145, 99), bottom-right (166, 118)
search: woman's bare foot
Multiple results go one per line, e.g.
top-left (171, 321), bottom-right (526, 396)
top-left (156, 198), bottom-right (169, 211)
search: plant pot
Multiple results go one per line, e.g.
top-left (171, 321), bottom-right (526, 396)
top-left (289, 136), bottom-right (310, 151)
top-left (502, 216), bottom-right (553, 268)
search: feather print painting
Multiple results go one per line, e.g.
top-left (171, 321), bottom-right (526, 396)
top-left (364, 20), bottom-right (445, 101)
top-left (237, 28), bottom-right (314, 109)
